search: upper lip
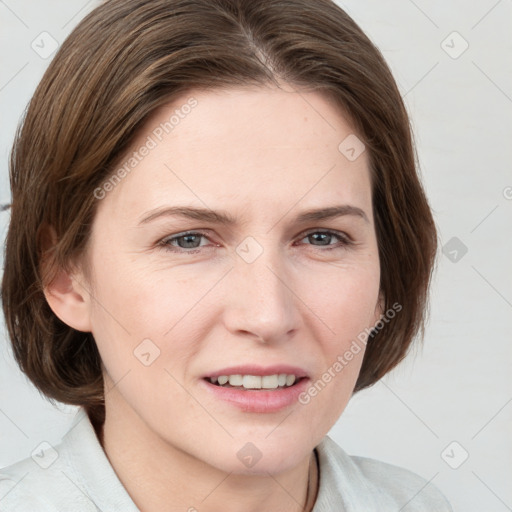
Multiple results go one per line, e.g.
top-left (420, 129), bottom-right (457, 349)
top-left (204, 365), bottom-right (309, 379)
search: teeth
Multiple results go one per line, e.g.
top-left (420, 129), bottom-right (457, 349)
top-left (243, 375), bottom-right (262, 389)
top-left (262, 375), bottom-right (279, 389)
top-left (209, 374), bottom-right (300, 389)
top-left (228, 375), bottom-right (243, 386)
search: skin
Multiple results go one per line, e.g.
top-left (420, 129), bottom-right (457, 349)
top-left (45, 83), bottom-right (383, 512)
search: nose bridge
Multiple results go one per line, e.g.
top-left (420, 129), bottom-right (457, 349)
top-left (225, 237), bottom-right (299, 341)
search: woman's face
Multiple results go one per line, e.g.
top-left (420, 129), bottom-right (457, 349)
top-left (80, 84), bottom-right (382, 474)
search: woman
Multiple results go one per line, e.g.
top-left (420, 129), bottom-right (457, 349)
top-left (0, 0), bottom-right (452, 510)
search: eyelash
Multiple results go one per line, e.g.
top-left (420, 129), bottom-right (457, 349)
top-left (157, 229), bottom-right (354, 254)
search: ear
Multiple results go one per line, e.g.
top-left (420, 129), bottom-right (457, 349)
top-left (371, 290), bottom-right (385, 327)
top-left (39, 225), bottom-right (93, 332)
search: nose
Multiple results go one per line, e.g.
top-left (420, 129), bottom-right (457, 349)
top-left (221, 244), bottom-right (301, 344)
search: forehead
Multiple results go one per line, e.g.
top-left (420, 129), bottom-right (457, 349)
top-left (96, 85), bottom-right (372, 224)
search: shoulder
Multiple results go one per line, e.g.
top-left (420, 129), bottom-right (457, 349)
top-left (0, 441), bottom-right (99, 512)
top-left (314, 436), bottom-right (453, 512)
top-left (349, 454), bottom-right (453, 511)
top-left (0, 409), bottom-right (109, 511)
top-left (0, 454), bottom-right (50, 511)
top-left (0, 408), bottom-right (138, 512)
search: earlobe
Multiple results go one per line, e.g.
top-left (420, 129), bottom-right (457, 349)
top-left (39, 223), bottom-right (93, 332)
top-left (43, 269), bottom-right (93, 332)
top-left (372, 291), bottom-right (385, 327)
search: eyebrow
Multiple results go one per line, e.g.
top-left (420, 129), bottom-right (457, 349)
top-left (138, 204), bottom-right (369, 226)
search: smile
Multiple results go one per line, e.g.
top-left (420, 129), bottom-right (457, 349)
top-left (208, 374), bottom-right (300, 389)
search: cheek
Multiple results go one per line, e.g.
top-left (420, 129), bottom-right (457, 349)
top-left (292, 262), bottom-right (378, 410)
top-left (296, 259), bottom-right (380, 338)
top-left (88, 249), bottom-right (175, 330)
top-left (86, 251), bottom-right (213, 384)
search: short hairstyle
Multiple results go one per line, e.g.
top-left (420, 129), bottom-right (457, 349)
top-left (1, 0), bottom-right (437, 431)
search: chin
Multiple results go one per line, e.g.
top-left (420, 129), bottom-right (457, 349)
top-left (203, 433), bottom-right (315, 476)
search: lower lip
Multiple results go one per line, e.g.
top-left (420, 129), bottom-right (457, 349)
top-left (200, 378), bottom-right (310, 413)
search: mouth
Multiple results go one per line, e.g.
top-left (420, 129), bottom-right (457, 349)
top-left (200, 365), bottom-right (310, 412)
top-left (205, 373), bottom-right (305, 390)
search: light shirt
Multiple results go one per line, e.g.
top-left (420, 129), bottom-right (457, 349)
top-left (0, 407), bottom-right (452, 511)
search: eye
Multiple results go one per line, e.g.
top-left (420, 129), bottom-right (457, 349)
top-left (158, 231), bottom-right (215, 253)
top-left (295, 229), bottom-right (353, 250)
top-left (158, 229), bottom-right (353, 254)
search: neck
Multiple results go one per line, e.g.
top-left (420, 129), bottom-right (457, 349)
top-left (100, 387), bottom-right (319, 512)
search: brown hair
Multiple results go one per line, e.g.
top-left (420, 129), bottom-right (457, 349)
top-left (1, 0), bottom-right (437, 431)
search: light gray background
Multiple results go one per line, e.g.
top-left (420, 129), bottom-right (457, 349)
top-left (1, 1), bottom-right (511, 511)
